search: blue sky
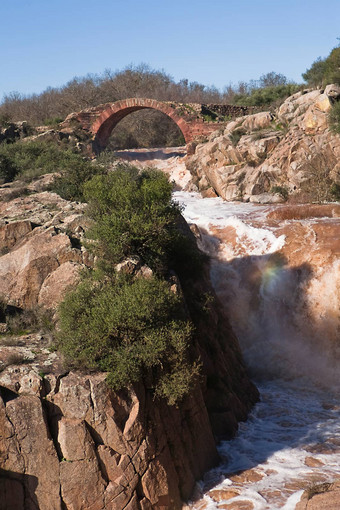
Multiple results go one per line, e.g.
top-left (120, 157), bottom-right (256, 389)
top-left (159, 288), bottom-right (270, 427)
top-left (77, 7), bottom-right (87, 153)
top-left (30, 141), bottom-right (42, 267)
top-left (1, 0), bottom-right (340, 99)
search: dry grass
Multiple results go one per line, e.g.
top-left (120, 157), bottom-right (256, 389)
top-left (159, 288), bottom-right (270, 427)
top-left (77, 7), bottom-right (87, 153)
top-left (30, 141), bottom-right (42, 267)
top-left (0, 336), bottom-right (20, 346)
top-left (268, 204), bottom-right (340, 221)
top-left (6, 306), bottom-right (54, 335)
top-left (0, 352), bottom-right (32, 371)
top-left (306, 482), bottom-right (332, 501)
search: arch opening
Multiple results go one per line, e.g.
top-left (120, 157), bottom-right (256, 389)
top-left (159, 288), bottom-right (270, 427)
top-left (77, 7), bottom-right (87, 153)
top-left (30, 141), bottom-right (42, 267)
top-left (105, 109), bottom-right (185, 151)
top-left (91, 99), bottom-right (192, 154)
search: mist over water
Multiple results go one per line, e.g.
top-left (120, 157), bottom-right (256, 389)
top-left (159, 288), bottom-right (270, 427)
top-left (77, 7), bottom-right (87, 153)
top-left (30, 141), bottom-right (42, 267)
top-left (174, 191), bottom-right (340, 510)
top-left (208, 252), bottom-right (340, 389)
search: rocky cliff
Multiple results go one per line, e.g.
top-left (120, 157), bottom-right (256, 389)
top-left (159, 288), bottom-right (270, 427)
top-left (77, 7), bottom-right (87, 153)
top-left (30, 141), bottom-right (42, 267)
top-left (187, 84), bottom-right (340, 202)
top-left (0, 176), bottom-right (258, 509)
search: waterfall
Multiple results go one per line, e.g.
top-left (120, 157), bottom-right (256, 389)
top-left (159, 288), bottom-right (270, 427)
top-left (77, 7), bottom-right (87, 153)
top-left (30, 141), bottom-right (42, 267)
top-left (174, 191), bottom-right (340, 510)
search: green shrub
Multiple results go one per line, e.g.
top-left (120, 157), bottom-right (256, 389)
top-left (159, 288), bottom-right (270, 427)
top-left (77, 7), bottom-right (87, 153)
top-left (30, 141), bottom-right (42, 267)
top-left (233, 83), bottom-right (301, 108)
top-left (0, 140), bottom-right (67, 181)
top-left (0, 140), bottom-right (102, 200)
top-left (57, 165), bottom-right (204, 404)
top-left (303, 46), bottom-right (340, 87)
top-left (44, 116), bottom-right (64, 127)
top-left (0, 153), bottom-right (18, 183)
top-left (202, 113), bottom-right (218, 122)
top-left (329, 100), bottom-right (340, 135)
top-left (302, 57), bottom-right (328, 87)
top-left (57, 274), bottom-right (199, 404)
top-left (323, 46), bottom-right (340, 84)
top-left (95, 150), bottom-right (117, 166)
top-left (271, 185), bottom-right (289, 200)
top-left (52, 158), bottom-right (103, 201)
top-left (84, 166), bottom-right (203, 277)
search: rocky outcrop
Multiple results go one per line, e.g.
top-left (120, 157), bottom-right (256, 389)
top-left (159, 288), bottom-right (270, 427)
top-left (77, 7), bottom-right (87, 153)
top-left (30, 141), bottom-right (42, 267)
top-left (0, 182), bottom-right (91, 310)
top-left (187, 85), bottom-right (340, 201)
top-left (0, 119), bottom-right (91, 154)
top-left (0, 175), bottom-right (258, 509)
top-left (0, 290), bottom-right (257, 509)
top-left (0, 364), bottom-right (219, 510)
top-left (295, 480), bottom-right (340, 510)
top-left (0, 121), bottom-right (76, 149)
top-left (0, 121), bottom-right (32, 144)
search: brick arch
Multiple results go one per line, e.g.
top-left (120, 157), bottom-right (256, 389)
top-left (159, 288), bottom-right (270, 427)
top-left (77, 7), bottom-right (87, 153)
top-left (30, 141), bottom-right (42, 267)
top-left (91, 98), bottom-right (192, 152)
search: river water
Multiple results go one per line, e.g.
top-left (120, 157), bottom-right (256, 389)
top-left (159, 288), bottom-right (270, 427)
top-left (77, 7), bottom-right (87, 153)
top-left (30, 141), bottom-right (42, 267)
top-left (173, 191), bottom-right (340, 510)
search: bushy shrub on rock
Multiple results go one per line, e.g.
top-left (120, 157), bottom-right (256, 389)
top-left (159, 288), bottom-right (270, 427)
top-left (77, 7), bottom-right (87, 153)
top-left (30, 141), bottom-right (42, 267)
top-left (58, 274), bottom-right (199, 405)
top-left (0, 153), bottom-right (18, 183)
top-left (303, 46), bottom-right (340, 87)
top-left (329, 100), bottom-right (340, 135)
top-left (57, 166), bottom-right (202, 404)
top-left (83, 166), bottom-right (203, 277)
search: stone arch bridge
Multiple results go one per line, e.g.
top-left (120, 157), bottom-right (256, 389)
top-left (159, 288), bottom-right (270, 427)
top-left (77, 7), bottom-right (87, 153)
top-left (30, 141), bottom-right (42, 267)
top-left (61, 98), bottom-right (251, 154)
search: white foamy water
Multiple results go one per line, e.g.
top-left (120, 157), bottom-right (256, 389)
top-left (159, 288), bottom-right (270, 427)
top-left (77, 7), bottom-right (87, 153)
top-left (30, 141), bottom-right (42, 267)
top-left (196, 380), bottom-right (339, 510)
top-left (174, 191), bottom-right (340, 510)
top-left (174, 191), bottom-right (285, 256)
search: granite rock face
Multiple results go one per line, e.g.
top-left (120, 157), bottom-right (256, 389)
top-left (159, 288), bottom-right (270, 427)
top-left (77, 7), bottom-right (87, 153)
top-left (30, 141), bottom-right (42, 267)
top-left (0, 369), bottom-right (219, 510)
top-left (0, 182), bottom-right (91, 310)
top-left (0, 297), bottom-right (257, 509)
top-left (186, 86), bottom-right (340, 201)
top-left (295, 480), bottom-right (340, 510)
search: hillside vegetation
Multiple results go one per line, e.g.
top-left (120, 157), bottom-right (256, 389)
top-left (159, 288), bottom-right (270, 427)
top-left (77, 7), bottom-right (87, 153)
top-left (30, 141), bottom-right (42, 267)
top-left (0, 140), bottom-right (102, 199)
top-left (303, 45), bottom-right (340, 87)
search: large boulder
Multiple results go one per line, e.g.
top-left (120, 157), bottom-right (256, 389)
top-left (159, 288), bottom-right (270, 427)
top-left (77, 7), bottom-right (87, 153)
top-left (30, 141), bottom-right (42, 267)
top-left (0, 225), bottom-right (83, 309)
top-left (295, 480), bottom-right (340, 510)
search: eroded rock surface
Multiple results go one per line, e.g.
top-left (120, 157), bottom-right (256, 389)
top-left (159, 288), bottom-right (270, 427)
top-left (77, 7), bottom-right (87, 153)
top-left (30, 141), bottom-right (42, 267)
top-left (295, 480), bottom-right (340, 510)
top-left (0, 182), bottom-right (91, 310)
top-left (187, 86), bottom-right (340, 201)
top-left (0, 326), bottom-right (256, 509)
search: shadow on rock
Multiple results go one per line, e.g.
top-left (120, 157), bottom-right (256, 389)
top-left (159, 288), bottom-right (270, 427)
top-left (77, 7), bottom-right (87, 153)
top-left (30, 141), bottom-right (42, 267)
top-left (0, 468), bottom-right (39, 510)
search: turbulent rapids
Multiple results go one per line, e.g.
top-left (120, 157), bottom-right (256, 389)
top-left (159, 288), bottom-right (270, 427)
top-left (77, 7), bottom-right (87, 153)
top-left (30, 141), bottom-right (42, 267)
top-left (175, 192), bottom-right (340, 387)
top-left (174, 191), bottom-right (340, 510)
top-left (117, 149), bottom-right (340, 509)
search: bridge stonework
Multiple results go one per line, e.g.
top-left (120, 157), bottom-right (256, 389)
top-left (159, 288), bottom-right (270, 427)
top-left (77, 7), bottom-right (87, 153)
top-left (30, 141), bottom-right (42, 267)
top-left (61, 98), bottom-right (251, 154)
